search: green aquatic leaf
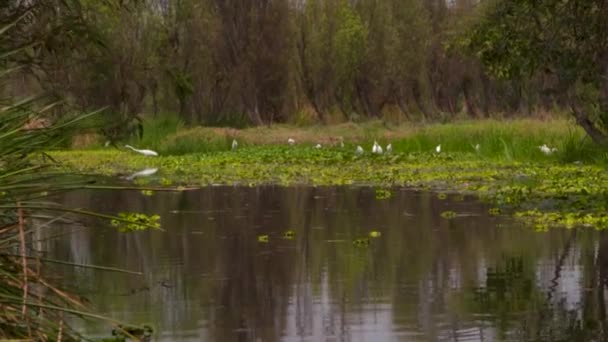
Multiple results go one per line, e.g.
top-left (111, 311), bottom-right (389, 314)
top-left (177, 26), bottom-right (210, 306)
top-left (375, 189), bottom-right (392, 200)
top-left (110, 212), bottom-right (161, 232)
top-left (441, 211), bottom-right (457, 219)
top-left (49, 136), bottom-right (608, 231)
top-left (368, 231), bottom-right (381, 238)
top-left (488, 207), bottom-right (501, 216)
top-left (353, 237), bottom-right (371, 246)
top-left (257, 234), bottom-right (269, 243)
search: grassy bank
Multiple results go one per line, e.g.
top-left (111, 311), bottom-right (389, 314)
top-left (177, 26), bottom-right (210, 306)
top-left (53, 119), bottom-right (608, 230)
top-left (80, 118), bottom-right (603, 163)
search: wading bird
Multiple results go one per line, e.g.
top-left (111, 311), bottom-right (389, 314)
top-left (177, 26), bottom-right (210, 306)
top-left (356, 146), bottom-right (364, 154)
top-left (287, 138), bottom-right (295, 145)
top-left (315, 144), bottom-right (322, 149)
top-left (372, 141), bottom-right (383, 154)
top-left (126, 168), bottom-right (158, 180)
top-left (232, 139), bottom-right (238, 150)
top-left (125, 145), bottom-right (158, 157)
top-left (474, 144), bottom-right (480, 152)
top-left (386, 144), bottom-right (392, 153)
top-left (435, 144), bottom-right (441, 153)
top-left (539, 144), bottom-right (557, 155)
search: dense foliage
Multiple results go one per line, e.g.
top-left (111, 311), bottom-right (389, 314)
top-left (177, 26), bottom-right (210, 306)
top-left (458, 0), bottom-right (608, 144)
top-left (2, 0), bottom-right (585, 134)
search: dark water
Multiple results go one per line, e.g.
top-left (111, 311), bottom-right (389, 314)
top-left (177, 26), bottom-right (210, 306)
top-left (41, 186), bottom-right (608, 341)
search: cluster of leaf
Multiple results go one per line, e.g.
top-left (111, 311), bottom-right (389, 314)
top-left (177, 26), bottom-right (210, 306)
top-left (457, 0), bottom-right (604, 83)
top-left (53, 144), bottom-right (608, 230)
top-left (516, 209), bottom-right (608, 231)
top-left (110, 213), bottom-right (161, 233)
top-left (374, 189), bottom-right (392, 200)
top-left (456, 0), bottom-right (608, 143)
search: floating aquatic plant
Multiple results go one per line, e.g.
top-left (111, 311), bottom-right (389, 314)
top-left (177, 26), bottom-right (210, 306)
top-left (257, 234), bottom-right (269, 243)
top-left (375, 189), bottom-right (392, 200)
top-left (437, 193), bottom-right (448, 200)
top-left (369, 231), bottom-right (381, 238)
top-left (283, 230), bottom-right (295, 239)
top-left (110, 213), bottom-right (161, 232)
top-left (353, 237), bottom-right (371, 246)
top-left (441, 211), bottom-right (458, 219)
top-left (160, 178), bottom-right (173, 186)
top-left (51, 143), bottom-right (608, 230)
top-left (488, 208), bottom-right (502, 216)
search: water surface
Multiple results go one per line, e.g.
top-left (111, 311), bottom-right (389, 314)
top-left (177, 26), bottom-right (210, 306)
top-left (43, 186), bottom-right (607, 341)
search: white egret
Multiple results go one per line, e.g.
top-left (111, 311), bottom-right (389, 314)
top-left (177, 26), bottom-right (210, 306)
top-left (356, 146), bottom-right (364, 154)
top-left (372, 142), bottom-right (378, 154)
top-left (340, 140), bottom-right (345, 148)
top-left (315, 144), bottom-right (322, 149)
top-left (376, 144), bottom-right (383, 154)
top-left (125, 145), bottom-right (158, 157)
top-left (435, 144), bottom-right (441, 153)
top-left (386, 144), bottom-right (392, 153)
top-left (126, 168), bottom-right (158, 180)
top-left (104, 141), bottom-right (111, 147)
top-left (474, 144), bottom-right (480, 152)
top-left (287, 138), bottom-right (295, 145)
top-left (539, 144), bottom-right (557, 155)
top-left (231, 139), bottom-right (238, 150)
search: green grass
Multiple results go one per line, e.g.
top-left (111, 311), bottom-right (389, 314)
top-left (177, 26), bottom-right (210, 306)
top-left (129, 114), bottom-right (185, 151)
top-left (55, 118), bottom-right (608, 231)
top-left (388, 120), bottom-right (577, 161)
top-left (156, 126), bottom-right (234, 155)
top-left (113, 118), bottom-right (608, 163)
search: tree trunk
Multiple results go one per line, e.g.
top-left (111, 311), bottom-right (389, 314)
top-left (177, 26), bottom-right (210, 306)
top-left (462, 77), bottom-right (479, 118)
top-left (411, 79), bottom-right (432, 119)
top-left (571, 103), bottom-right (608, 145)
top-left (600, 53), bottom-right (608, 114)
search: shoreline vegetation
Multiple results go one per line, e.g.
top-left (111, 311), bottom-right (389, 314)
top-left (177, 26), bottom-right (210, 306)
top-left (54, 118), bottom-right (608, 231)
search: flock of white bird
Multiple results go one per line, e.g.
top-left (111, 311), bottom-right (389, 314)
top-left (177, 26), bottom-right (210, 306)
top-left (121, 139), bottom-right (559, 157)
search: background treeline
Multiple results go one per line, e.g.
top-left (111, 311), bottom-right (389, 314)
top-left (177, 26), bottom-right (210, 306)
top-left (3, 0), bottom-right (569, 133)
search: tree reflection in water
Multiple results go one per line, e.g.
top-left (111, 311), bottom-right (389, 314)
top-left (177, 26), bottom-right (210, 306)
top-left (39, 186), bottom-right (608, 341)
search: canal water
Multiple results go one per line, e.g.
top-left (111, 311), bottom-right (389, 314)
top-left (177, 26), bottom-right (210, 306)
top-left (43, 186), bottom-right (605, 341)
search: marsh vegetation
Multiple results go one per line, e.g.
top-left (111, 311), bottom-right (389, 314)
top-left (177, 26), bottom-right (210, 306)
top-left (3, 0), bottom-right (608, 340)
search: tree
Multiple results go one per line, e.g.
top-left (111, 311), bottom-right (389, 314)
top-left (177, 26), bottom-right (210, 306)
top-left (458, 0), bottom-right (608, 144)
